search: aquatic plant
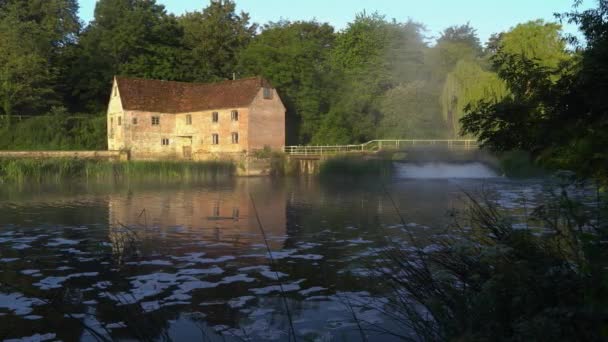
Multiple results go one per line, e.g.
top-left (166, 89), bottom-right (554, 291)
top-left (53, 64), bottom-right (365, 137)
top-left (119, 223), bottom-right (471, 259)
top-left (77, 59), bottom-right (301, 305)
top-left (0, 158), bottom-right (235, 184)
top-left (319, 155), bottom-right (393, 178)
top-left (371, 180), bottom-right (608, 341)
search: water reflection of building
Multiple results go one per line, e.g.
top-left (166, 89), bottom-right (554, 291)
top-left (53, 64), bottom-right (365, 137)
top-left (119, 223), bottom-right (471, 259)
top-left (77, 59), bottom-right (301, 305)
top-left (108, 179), bottom-right (287, 255)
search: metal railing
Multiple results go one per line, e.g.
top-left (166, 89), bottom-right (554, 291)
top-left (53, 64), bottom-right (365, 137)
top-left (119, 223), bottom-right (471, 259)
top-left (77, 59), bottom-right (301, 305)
top-left (283, 139), bottom-right (479, 155)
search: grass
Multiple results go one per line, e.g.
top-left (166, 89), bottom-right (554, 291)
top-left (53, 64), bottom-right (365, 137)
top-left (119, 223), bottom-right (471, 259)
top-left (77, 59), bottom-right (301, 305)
top-left (0, 158), bottom-right (235, 184)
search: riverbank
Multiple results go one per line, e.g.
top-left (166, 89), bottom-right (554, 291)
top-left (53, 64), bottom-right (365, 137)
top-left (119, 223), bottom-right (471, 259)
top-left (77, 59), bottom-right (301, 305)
top-left (0, 159), bottom-right (235, 184)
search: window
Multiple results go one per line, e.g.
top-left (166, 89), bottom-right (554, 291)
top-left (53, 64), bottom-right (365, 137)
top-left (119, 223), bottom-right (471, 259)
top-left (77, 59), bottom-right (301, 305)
top-left (213, 204), bottom-right (220, 217)
top-left (212, 134), bottom-right (219, 145)
top-left (161, 138), bottom-right (170, 146)
top-left (232, 207), bottom-right (240, 220)
top-left (263, 87), bottom-right (272, 99)
top-left (231, 110), bottom-right (238, 121)
top-left (231, 132), bottom-right (239, 144)
top-left (117, 116), bottom-right (122, 126)
top-left (152, 116), bottom-right (160, 125)
top-left (212, 112), bottom-right (219, 123)
top-left (113, 86), bottom-right (117, 97)
top-left (109, 118), bottom-right (114, 138)
top-left (132, 117), bottom-right (138, 125)
top-left (186, 114), bottom-right (192, 125)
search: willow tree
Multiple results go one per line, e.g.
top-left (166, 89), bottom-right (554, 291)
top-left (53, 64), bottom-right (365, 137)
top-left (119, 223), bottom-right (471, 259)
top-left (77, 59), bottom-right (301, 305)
top-left (441, 60), bottom-right (507, 137)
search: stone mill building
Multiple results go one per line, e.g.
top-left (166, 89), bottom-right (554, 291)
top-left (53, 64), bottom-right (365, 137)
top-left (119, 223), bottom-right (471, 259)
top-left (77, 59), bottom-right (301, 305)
top-left (106, 76), bottom-right (285, 161)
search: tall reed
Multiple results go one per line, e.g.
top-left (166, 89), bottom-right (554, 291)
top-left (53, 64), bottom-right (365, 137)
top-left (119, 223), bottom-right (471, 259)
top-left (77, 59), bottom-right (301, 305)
top-left (0, 158), bottom-right (235, 184)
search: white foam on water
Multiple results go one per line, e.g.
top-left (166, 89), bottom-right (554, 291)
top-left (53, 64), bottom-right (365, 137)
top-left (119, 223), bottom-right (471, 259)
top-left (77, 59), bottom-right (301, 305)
top-left (396, 162), bottom-right (499, 179)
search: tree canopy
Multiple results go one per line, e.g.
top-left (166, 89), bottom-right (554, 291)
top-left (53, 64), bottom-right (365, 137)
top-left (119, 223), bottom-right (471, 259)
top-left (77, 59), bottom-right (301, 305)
top-left (2, 0), bottom-right (607, 178)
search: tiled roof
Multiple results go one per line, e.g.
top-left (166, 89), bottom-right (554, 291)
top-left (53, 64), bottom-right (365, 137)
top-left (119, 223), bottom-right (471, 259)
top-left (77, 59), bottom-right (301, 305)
top-left (115, 76), bottom-right (271, 113)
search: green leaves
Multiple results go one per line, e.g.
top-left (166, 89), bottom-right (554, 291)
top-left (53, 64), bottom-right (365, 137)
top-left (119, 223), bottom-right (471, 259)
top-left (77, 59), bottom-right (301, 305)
top-left (239, 20), bottom-right (335, 144)
top-left (460, 5), bottom-right (608, 182)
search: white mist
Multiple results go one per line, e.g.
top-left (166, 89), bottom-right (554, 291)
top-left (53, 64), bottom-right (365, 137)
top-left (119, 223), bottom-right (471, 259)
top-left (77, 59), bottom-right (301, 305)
top-left (395, 162), bottom-right (499, 179)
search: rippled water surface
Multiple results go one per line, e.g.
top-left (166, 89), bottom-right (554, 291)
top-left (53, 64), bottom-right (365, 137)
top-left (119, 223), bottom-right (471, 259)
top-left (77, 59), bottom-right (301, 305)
top-left (0, 165), bottom-right (545, 341)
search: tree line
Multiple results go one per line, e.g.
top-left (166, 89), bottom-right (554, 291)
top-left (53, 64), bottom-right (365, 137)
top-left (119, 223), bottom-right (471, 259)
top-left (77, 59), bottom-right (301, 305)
top-left (0, 0), bottom-right (593, 151)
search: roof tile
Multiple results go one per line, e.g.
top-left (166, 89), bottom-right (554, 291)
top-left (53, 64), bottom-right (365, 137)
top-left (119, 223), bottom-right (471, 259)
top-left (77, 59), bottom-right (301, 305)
top-left (116, 76), bottom-right (271, 113)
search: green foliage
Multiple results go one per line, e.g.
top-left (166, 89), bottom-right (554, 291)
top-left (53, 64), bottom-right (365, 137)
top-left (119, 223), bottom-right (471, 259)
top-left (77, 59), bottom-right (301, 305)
top-left (314, 14), bottom-right (433, 144)
top-left (0, 159), bottom-right (235, 184)
top-left (179, 0), bottom-right (257, 82)
top-left (69, 0), bottom-right (185, 111)
top-left (0, 115), bottom-right (107, 150)
top-left (378, 81), bottom-right (446, 138)
top-left (377, 183), bottom-right (608, 340)
top-left (441, 60), bottom-right (507, 136)
top-left (498, 20), bottom-right (569, 70)
top-left (239, 20), bottom-right (335, 144)
top-left (319, 155), bottom-right (393, 178)
top-left (437, 23), bottom-right (483, 56)
top-left (497, 150), bottom-right (547, 178)
top-left (460, 5), bottom-right (608, 182)
top-left (0, 0), bottom-right (80, 122)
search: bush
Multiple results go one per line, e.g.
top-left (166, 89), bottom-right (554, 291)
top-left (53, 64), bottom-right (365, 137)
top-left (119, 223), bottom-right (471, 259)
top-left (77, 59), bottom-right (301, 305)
top-left (0, 114), bottom-right (107, 151)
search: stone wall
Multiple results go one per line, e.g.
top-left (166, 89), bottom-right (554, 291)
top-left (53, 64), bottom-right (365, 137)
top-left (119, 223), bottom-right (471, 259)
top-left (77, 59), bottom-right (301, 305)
top-left (248, 88), bottom-right (285, 150)
top-left (0, 151), bottom-right (127, 161)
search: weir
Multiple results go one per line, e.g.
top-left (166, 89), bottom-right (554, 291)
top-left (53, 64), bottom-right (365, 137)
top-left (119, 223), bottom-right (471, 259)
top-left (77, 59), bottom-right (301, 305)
top-left (285, 139), bottom-right (499, 175)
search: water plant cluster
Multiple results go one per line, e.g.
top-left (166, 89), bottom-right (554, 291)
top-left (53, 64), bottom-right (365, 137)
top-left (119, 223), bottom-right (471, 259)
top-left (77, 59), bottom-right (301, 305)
top-left (0, 159), bottom-right (235, 184)
top-left (371, 177), bottom-right (608, 340)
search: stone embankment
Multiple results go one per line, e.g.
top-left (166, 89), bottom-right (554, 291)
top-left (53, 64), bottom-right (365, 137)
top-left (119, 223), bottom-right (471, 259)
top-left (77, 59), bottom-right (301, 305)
top-left (0, 151), bottom-right (128, 161)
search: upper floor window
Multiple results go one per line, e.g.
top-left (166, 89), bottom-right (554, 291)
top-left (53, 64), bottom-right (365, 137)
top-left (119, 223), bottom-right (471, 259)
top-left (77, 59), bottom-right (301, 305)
top-left (263, 87), bottom-right (272, 99)
top-left (231, 110), bottom-right (239, 121)
top-left (161, 138), bottom-right (170, 146)
top-left (117, 116), bottom-right (122, 126)
top-left (212, 134), bottom-right (219, 145)
top-left (231, 132), bottom-right (239, 144)
top-left (212, 112), bottom-right (219, 123)
top-left (152, 116), bottom-right (160, 125)
top-left (113, 86), bottom-right (117, 97)
top-left (132, 117), bottom-right (138, 125)
top-left (186, 114), bottom-right (192, 125)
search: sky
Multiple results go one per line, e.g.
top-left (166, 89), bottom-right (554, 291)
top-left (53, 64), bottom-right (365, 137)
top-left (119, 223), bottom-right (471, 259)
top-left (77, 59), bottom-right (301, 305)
top-left (77, 0), bottom-right (597, 44)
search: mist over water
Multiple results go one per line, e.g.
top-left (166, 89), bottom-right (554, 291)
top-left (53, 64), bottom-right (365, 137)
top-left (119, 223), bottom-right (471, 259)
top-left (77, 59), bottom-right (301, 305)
top-left (395, 162), bottom-right (500, 179)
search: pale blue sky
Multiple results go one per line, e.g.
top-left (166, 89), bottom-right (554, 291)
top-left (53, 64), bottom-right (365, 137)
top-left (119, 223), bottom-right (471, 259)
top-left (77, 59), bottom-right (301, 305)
top-left (77, 0), bottom-right (596, 44)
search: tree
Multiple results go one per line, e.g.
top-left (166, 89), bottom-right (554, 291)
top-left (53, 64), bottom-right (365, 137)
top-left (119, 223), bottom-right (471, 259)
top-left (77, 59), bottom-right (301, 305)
top-left (69, 0), bottom-right (185, 112)
top-left (179, 0), bottom-right (257, 82)
top-left (457, 9), bottom-right (608, 179)
top-left (315, 14), bottom-right (429, 144)
top-left (239, 20), bottom-right (335, 144)
top-left (0, 18), bottom-right (55, 126)
top-left (441, 60), bottom-right (507, 137)
top-left (0, 0), bottom-right (79, 124)
top-left (427, 24), bottom-right (483, 83)
top-left (496, 20), bottom-right (569, 70)
top-left (378, 81), bottom-right (446, 139)
top-left (437, 23), bottom-right (483, 56)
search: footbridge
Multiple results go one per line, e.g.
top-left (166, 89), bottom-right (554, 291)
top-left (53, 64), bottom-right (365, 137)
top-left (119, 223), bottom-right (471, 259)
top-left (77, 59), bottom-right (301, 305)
top-left (283, 139), bottom-right (479, 156)
top-left (283, 139), bottom-right (493, 174)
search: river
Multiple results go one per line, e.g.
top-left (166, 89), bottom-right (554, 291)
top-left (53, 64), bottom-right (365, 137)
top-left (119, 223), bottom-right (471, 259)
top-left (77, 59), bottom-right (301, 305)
top-left (0, 163), bottom-right (545, 341)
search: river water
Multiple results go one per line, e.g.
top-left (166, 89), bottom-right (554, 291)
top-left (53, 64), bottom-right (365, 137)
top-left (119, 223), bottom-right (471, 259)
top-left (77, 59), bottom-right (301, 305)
top-left (0, 163), bottom-right (545, 341)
